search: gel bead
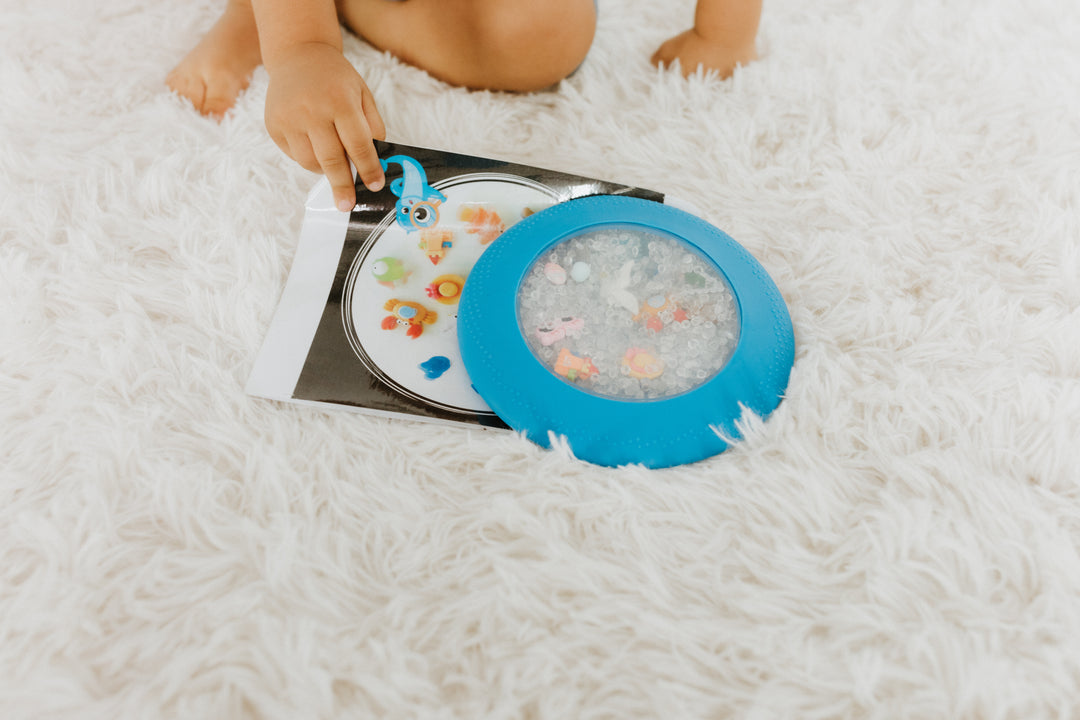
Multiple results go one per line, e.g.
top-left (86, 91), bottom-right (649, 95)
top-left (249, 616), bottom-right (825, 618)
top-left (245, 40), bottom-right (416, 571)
top-left (516, 226), bottom-right (739, 400)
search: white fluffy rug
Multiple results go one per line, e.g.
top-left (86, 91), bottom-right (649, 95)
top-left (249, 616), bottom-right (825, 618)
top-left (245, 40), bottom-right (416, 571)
top-left (3, 0), bottom-right (1080, 716)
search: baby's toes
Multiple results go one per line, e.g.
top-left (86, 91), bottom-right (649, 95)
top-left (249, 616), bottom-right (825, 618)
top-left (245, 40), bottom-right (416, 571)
top-left (167, 69), bottom-right (208, 113)
top-left (201, 72), bottom-right (248, 119)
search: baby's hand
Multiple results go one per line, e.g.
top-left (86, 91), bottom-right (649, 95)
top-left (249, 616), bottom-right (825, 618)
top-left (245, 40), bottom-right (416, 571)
top-left (651, 29), bottom-right (757, 80)
top-left (264, 41), bottom-right (386, 212)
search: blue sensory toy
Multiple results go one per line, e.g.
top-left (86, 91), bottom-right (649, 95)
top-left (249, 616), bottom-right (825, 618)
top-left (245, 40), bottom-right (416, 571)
top-left (457, 195), bottom-right (794, 468)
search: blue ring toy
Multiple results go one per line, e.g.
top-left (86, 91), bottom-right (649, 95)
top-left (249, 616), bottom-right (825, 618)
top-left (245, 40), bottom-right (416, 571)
top-left (458, 196), bottom-right (794, 468)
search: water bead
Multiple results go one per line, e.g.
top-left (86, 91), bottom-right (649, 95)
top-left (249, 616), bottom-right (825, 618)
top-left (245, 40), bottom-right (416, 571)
top-left (517, 226), bottom-right (739, 400)
top-left (570, 261), bottom-right (591, 282)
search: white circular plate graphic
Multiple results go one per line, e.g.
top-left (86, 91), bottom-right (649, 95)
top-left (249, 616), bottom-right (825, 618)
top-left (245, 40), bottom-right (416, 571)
top-left (343, 174), bottom-right (560, 415)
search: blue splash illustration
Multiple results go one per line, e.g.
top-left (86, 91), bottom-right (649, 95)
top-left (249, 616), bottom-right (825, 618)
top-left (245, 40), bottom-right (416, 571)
top-left (419, 355), bottom-right (451, 380)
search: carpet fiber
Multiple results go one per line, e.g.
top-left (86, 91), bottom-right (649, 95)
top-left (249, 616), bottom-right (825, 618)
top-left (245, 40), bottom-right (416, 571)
top-left (3, 0), bottom-right (1080, 716)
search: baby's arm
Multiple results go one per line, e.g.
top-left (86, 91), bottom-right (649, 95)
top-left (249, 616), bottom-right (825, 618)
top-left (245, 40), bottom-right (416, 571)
top-left (253, 0), bottom-right (386, 211)
top-left (651, 0), bottom-right (762, 78)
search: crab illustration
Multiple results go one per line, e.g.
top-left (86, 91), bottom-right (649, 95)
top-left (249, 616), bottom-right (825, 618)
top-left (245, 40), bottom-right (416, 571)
top-left (380, 155), bottom-right (447, 232)
top-left (381, 299), bottom-right (438, 339)
top-left (634, 294), bottom-right (682, 332)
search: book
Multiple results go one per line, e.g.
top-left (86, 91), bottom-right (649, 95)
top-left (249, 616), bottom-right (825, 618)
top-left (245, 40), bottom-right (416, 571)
top-left (247, 140), bottom-right (665, 429)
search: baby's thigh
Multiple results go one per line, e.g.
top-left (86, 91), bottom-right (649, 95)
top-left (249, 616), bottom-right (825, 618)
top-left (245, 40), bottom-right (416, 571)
top-left (338, 0), bottom-right (596, 90)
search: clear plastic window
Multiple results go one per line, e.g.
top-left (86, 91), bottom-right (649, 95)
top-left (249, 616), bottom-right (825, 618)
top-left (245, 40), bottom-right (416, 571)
top-left (517, 225), bottom-right (740, 400)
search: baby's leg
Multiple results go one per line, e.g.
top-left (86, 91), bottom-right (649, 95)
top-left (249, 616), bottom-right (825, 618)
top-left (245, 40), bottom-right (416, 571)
top-left (336, 0), bottom-right (596, 91)
top-left (168, 0), bottom-right (595, 117)
top-left (167, 0), bottom-right (262, 117)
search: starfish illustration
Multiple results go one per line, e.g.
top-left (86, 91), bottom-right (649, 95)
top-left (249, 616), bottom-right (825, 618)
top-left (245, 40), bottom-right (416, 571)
top-left (602, 261), bottom-right (638, 315)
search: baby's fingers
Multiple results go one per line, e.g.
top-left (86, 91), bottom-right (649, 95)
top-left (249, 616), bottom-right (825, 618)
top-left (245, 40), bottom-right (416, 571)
top-left (362, 89), bottom-right (386, 142)
top-left (284, 134), bottom-right (321, 174)
top-left (336, 113), bottom-right (384, 194)
top-left (309, 127), bottom-right (358, 213)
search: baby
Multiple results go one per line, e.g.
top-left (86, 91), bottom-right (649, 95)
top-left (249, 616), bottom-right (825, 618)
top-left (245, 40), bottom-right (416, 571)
top-left (167, 0), bottom-right (761, 212)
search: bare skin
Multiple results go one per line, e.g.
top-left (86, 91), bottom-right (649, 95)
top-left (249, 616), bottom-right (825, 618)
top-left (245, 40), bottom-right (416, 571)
top-left (167, 0), bottom-right (760, 211)
top-left (652, 0), bottom-right (762, 78)
top-left (166, 0), bottom-right (262, 119)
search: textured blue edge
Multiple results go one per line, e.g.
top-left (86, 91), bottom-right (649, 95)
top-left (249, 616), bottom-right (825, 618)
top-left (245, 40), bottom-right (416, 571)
top-left (458, 196), bottom-right (795, 468)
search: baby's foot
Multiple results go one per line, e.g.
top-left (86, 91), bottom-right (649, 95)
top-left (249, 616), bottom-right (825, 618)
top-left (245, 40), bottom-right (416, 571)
top-left (167, 2), bottom-right (261, 118)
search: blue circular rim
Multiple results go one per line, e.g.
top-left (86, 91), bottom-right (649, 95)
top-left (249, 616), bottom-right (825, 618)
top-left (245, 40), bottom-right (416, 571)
top-left (458, 196), bottom-right (794, 468)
